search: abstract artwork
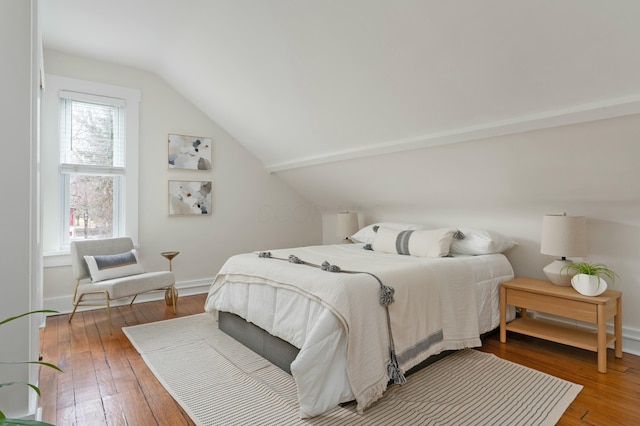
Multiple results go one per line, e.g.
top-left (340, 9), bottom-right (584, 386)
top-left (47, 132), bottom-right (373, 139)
top-left (168, 180), bottom-right (212, 215)
top-left (168, 134), bottom-right (212, 170)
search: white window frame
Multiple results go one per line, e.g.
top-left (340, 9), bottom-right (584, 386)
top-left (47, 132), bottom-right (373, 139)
top-left (59, 93), bottom-right (126, 247)
top-left (44, 74), bottom-right (140, 258)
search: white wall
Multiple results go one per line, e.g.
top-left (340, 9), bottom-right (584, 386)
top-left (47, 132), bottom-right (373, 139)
top-left (280, 115), bottom-right (640, 353)
top-left (0, 0), bottom-right (36, 419)
top-left (41, 49), bottom-right (322, 312)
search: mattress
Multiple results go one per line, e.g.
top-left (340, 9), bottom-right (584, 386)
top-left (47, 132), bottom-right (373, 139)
top-left (205, 243), bottom-right (514, 417)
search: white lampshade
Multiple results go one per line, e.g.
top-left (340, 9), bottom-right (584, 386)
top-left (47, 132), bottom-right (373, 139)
top-left (541, 214), bottom-right (587, 257)
top-left (540, 214), bottom-right (587, 286)
top-left (337, 211), bottom-right (359, 240)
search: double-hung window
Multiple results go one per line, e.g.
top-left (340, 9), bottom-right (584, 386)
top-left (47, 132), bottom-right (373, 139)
top-left (44, 75), bottom-right (140, 253)
top-left (59, 93), bottom-right (125, 245)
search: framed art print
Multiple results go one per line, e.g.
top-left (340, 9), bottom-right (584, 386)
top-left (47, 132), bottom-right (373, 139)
top-left (168, 134), bottom-right (212, 170)
top-left (168, 180), bottom-right (212, 215)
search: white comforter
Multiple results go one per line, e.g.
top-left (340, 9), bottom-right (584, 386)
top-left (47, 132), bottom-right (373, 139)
top-left (205, 244), bottom-right (514, 418)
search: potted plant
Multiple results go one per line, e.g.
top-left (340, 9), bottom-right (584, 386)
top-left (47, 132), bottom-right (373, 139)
top-left (1, 310), bottom-right (61, 426)
top-left (561, 262), bottom-right (619, 296)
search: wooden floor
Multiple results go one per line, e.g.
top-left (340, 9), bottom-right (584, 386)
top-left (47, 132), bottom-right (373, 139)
top-left (39, 294), bottom-right (640, 425)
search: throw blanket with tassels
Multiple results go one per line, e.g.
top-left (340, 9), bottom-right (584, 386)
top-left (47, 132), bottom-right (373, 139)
top-left (259, 251), bottom-right (406, 386)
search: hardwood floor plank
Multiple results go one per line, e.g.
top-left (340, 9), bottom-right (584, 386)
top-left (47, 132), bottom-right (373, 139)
top-left (69, 311), bottom-right (91, 353)
top-left (116, 389), bottom-right (158, 425)
top-left (560, 404), bottom-right (589, 425)
top-left (70, 350), bottom-right (102, 404)
top-left (101, 395), bottom-right (128, 426)
top-left (39, 293), bottom-right (639, 426)
top-left (74, 398), bottom-right (108, 426)
top-left (102, 394), bottom-right (127, 426)
top-left (55, 337), bottom-right (74, 412)
top-left (85, 310), bottom-right (119, 399)
top-left (37, 370), bottom-right (57, 420)
top-left (103, 338), bottom-right (157, 424)
top-left (56, 404), bottom-right (75, 426)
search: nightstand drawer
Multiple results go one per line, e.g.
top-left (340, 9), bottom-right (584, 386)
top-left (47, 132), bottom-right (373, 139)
top-left (507, 288), bottom-right (597, 323)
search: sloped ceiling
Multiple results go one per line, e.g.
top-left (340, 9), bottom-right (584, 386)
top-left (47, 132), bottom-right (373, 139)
top-left (41, 0), bottom-right (640, 171)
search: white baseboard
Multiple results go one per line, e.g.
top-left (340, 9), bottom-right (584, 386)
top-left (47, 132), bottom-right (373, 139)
top-left (43, 278), bottom-right (212, 316)
top-left (532, 312), bottom-right (640, 357)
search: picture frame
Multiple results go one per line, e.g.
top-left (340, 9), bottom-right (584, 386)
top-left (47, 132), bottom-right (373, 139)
top-left (168, 134), bottom-right (212, 170)
top-left (168, 180), bottom-right (212, 216)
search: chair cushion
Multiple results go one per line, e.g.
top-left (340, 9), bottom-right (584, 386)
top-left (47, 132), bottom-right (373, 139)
top-left (84, 249), bottom-right (144, 282)
top-left (77, 271), bottom-right (175, 300)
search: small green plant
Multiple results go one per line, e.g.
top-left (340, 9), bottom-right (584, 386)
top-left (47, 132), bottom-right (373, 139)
top-left (561, 262), bottom-right (619, 288)
top-left (1, 310), bottom-right (61, 426)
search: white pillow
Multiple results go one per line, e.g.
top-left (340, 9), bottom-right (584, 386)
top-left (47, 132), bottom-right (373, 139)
top-left (84, 249), bottom-right (145, 282)
top-left (450, 227), bottom-right (517, 255)
top-left (372, 227), bottom-right (458, 257)
top-left (350, 222), bottom-right (424, 244)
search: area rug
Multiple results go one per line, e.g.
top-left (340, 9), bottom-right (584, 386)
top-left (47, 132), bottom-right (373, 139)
top-left (123, 314), bottom-right (582, 426)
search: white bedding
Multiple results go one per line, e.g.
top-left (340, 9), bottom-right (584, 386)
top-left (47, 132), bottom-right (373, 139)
top-left (205, 244), bottom-right (514, 418)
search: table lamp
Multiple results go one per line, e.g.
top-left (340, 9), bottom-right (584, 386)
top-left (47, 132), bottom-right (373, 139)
top-left (540, 213), bottom-right (587, 286)
top-left (337, 211), bottom-right (359, 241)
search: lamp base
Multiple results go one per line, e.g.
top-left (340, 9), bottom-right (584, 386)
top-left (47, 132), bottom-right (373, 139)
top-left (543, 259), bottom-right (574, 286)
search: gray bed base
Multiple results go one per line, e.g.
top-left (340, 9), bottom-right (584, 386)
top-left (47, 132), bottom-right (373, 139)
top-left (218, 311), bottom-right (456, 377)
top-left (219, 311), bottom-right (299, 373)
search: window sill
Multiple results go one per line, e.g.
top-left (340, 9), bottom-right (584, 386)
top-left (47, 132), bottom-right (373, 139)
top-left (43, 251), bottom-right (71, 268)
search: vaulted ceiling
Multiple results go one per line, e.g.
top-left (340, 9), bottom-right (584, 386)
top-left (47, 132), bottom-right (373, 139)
top-left (41, 0), bottom-right (640, 172)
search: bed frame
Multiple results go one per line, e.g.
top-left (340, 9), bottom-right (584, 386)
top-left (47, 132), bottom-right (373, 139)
top-left (218, 311), bottom-right (455, 377)
top-left (219, 311), bottom-right (299, 373)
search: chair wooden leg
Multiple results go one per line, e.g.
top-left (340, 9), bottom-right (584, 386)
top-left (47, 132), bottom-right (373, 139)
top-left (69, 279), bottom-right (82, 323)
top-left (129, 295), bottom-right (138, 306)
top-left (69, 303), bottom-right (80, 323)
top-left (106, 297), bottom-right (113, 334)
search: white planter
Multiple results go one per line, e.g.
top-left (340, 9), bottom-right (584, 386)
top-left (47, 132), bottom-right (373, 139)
top-left (571, 274), bottom-right (607, 296)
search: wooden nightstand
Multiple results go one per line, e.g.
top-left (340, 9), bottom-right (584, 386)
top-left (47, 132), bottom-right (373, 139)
top-left (500, 277), bottom-right (622, 373)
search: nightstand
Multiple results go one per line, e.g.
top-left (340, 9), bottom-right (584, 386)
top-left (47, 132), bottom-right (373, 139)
top-left (500, 277), bottom-right (622, 373)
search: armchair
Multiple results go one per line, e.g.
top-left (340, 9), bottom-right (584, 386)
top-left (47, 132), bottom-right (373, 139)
top-left (69, 237), bottom-right (176, 330)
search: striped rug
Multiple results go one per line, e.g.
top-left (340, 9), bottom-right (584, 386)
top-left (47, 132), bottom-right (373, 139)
top-left (123, 314), bottom-right (582, 426)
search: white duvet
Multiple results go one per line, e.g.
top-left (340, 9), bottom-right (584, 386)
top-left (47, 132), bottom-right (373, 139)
top-left (205, 244), bottom-right (514, 418)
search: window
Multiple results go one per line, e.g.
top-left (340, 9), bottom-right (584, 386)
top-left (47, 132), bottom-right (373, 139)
top-left (59, 95), bottom-right (125, 245)
top-left (44, 75), bottom-right (140, 253)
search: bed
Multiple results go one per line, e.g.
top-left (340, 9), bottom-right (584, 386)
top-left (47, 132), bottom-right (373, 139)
top-left (205, 230), bottom-right (515, 418)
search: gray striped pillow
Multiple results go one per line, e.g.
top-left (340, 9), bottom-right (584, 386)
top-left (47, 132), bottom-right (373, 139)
top-left (372, 227), bottom-right (458, 257)
top-left (84, 249), bottom-right (145, 282)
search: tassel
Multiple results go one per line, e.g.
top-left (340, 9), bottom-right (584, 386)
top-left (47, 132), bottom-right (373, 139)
top-left (288, 255), bottom-right (303, 264)
top-left (387, 360), bottom-right (406, 385)
top-left (321, 261), bottom-right (341, 272)
top-left (373, 225), bottom-right (380, 232)
top-left (258, 251), bottom-right (272, 258)
top-left (379, 285), bottom-right (395, 306)
top-left (454, 229), bottom-right (465, 240)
